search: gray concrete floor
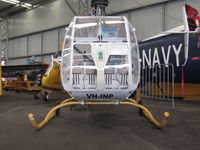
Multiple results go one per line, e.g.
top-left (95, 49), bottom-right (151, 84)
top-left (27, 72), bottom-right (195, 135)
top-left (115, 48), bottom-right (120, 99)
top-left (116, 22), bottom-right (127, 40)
top-left (0, 91), bottom-right (200, 150)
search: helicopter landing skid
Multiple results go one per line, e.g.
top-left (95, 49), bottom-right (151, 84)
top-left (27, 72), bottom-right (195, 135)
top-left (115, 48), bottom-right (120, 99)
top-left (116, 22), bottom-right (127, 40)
top-left (28, 96), bottom-right (170, 130)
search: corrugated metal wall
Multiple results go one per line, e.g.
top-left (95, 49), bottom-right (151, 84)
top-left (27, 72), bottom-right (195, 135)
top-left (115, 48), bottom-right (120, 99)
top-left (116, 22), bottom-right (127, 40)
top-left (6, 0), bottom-right (200, 65)
top-left (8, 0), bottom-right (74, 38)
top-left (130, 5), bottom-right (164, 41)
top-left (28, 33), bottom-right (42, 56)
top-left (7, 27), bottom-right (67, 64)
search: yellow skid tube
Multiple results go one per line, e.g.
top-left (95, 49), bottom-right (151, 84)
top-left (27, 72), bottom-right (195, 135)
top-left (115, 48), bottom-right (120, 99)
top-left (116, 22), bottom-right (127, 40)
top-left (28, 98), bottom-right (170, 130)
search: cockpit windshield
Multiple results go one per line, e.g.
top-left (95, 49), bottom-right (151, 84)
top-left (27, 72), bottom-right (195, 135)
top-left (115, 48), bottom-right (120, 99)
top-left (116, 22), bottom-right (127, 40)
top-left (101, 18), bottom-right (127, 42)
top-left (74, 17), bottom-right (99, 42)
top-left (74, 17), bottom-right (127, 43)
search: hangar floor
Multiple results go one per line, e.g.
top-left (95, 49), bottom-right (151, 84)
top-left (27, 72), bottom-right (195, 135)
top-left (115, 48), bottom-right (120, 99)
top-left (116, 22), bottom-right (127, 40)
top-left (0, 92), bottom-right (199, 150)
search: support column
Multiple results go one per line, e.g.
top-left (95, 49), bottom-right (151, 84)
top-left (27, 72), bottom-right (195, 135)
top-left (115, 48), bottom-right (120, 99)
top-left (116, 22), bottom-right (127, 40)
top-left (0, 18), bottom-right (2, 95)
top-left (0, 17), bottom-right (7, 95)
top-left (0, 18), bottom-right (8, 63)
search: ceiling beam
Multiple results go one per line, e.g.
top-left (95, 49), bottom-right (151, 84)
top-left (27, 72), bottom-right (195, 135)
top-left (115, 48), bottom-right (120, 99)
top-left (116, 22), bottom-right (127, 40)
top-left (64, 0), bottom-right (77, 16)
top-left (0, 0), bottom-right (54, 18)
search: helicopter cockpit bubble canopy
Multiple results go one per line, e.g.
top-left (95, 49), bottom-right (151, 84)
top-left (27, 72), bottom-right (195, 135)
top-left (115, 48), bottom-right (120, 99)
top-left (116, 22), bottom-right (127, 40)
top-left (61, 16), bottom-right (140, 101)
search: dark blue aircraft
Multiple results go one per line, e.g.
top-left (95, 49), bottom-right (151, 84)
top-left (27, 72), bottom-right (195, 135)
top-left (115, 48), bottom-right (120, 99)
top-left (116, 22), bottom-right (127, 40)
top-left (138, 4), bottom-right (200, 98)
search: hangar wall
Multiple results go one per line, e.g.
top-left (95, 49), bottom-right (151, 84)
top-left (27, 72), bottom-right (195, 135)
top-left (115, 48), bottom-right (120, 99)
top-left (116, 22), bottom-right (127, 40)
top-left (6, 0), bottom-right (200, 65)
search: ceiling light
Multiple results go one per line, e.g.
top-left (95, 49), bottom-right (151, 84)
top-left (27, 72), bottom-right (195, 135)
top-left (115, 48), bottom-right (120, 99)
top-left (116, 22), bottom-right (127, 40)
top-left (1, 0), bottom-right (20, 5)
top-left (1, 0), bottom-right (32, 8)
top-left (21, 2), bottom-right (32, 8)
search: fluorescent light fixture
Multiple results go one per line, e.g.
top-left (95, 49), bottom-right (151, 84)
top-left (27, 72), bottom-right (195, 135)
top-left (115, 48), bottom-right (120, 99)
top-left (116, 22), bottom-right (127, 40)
top-left (1, 0), bottom-right (32, 8)
top-left (21, 2), bottom-right (32, 8)
top-left (10, 0), bottom-right (19, 2)
top-left (1, 0), bottom-right (20, 4)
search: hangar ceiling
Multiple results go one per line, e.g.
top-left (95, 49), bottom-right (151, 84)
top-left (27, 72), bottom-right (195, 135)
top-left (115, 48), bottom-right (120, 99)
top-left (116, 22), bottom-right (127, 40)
top-left (65, 0), bottom-right (177, 16)
top-left (108, 0), bottom-right (176, 14)
top-left (0, 0), bottom-right (55, 18)
top-left (0, 0), bottom-right (177, 18)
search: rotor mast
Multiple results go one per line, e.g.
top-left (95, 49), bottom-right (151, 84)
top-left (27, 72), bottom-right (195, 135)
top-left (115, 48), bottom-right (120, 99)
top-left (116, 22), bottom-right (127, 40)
top-left (91, 0), bottom-right (109, 16)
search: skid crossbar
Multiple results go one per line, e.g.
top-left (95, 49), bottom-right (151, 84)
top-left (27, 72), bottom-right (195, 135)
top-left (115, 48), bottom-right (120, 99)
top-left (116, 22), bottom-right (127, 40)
top-left (28, 98), bottom-right (170, 130)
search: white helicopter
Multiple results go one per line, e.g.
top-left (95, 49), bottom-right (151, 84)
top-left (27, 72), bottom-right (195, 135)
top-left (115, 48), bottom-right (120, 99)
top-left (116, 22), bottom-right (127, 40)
top-left (61, 16), bottom-right (140, 101)
top-left (28, 0), bottom-right (169, 129)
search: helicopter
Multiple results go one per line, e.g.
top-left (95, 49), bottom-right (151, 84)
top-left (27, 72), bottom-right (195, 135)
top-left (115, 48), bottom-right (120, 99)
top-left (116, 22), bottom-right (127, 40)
top-left (61, 16), bottom-right (140, 101)
top-left (28, 0), bottom-right (170, 130)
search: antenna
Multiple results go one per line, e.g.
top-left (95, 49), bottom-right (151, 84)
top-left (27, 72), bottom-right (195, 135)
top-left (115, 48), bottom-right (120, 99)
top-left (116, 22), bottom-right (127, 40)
top-left (91, 0), bottom-right (109, 16)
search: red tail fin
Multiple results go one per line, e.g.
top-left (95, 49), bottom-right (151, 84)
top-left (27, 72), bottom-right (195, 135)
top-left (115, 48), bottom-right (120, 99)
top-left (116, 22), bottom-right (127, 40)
top-left (185, 4), bottom-right (199, 31)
